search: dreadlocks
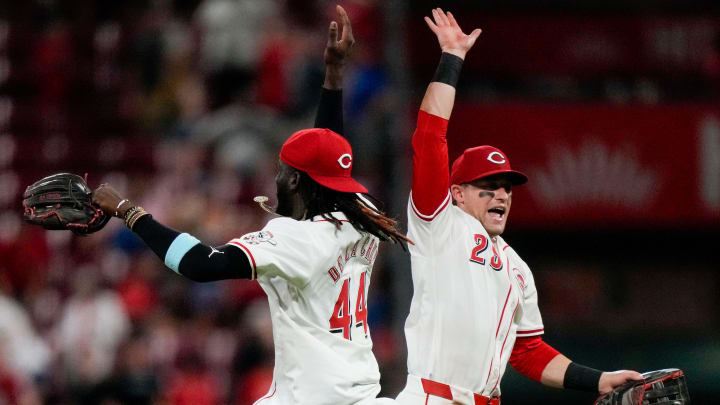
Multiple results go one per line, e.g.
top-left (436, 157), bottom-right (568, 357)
top-left (297, 172), bottom-right (413, 249)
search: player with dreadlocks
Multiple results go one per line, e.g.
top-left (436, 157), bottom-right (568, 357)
top-left (289, 168), bottom-right (409, 245)
top-left (92, 6), bottom-right (405, 405)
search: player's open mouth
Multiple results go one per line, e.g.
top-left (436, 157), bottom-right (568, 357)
top-left (488, 207), bottom-right (505, 220)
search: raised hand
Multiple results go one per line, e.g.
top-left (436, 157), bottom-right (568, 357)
top-left (325, 5), bottom-right (355, 67)
top-left (424, 8), bottom-right (481, 60)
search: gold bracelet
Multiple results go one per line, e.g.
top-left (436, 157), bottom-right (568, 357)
top-left (123, 206), bottom-right (140, 225)
top-left (124, 207), bottom-right (143, 227)
top-left (128, 210), bottom-right (149, 230)
top-left (125, 208), bottom-right (143, 226)
top-left (125, 207), bottom-right (148, 230)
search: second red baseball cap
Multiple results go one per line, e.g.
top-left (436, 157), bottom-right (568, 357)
top-left (450, 145), bottom-right (528, 186)
top-left (279, 128), bottom-right (368, 194)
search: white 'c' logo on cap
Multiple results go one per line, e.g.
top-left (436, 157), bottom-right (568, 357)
top-left (487, 152), bottom-right (506, 165)
top-left (338, 153), bottom-right (352, 169)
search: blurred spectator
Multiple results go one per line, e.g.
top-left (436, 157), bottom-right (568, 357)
top-left (146, 310), bottom-right (181, 377)
top-left (31, 21), bottom-right (73, 132)
top-left (0, 215), bottom-right (50, 298)
top-left (117, 252), bottom-right (159, 322)
top-left (231, 300), bottom-right (273, 405)
top-left (55, 267), bottom-right (130, 401)
top-left (95, 336), bottom-right (159, 405)
top-left (163, 350), bottom-right (221, 405)
top-left (3, 0), bottom-right (717, 403)
top-left (0, 355), bottom-right (40, 405)
top-left (703, 32), bottom-right (720, 97)
top-left (0, 292), bottom-right (50, 380)
top-left (194, 0), bottom-right (279, 73)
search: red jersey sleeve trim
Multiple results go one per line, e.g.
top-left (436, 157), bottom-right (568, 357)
top-left (410, 191), bottom-right (451, 222)
top-left (509, 336), bottom-right (560, 382)
top-left (516, 328), bottom-right (544, 336)
top-left (227, 240), bottom-right (257, 280)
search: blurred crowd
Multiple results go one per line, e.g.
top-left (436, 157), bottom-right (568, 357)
top-left (0, 0), bottom-right (401, 404)
top-left (1, 0), bottom-right (719, 403)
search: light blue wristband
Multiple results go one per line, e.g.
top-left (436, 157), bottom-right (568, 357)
top-left (164, 233), bottom-right (201, 273)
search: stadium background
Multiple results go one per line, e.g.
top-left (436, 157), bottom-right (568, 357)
top-left (0, 0), bottom-right (718, 403)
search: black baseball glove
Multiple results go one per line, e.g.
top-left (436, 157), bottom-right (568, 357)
top-left (594, 368), bottom-right (690, 405)
top-left (22, 173), bottom-right (110, 235)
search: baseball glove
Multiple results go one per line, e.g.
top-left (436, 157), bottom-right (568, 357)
top-left (22, 173), bottom-right (110, 235)
top-left (594, 368), bottom-right (690, 405)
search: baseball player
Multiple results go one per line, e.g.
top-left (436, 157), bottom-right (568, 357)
top-left (93, 7), bottom-right (407, 405)
top-left (395, 9), bottom-right (643, 405)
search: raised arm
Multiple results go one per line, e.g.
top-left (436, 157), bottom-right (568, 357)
top-left (420, 9), bottom-right (481, 118)
top-left (314, 5), bottom-right (355, 134)
top-left (93, 184), bottom-right (252, 282)
top-left (411, 9), bottom-right (481, 218)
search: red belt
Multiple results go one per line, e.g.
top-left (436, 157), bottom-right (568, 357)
top-left (421, 378), bottom-right (501, 405)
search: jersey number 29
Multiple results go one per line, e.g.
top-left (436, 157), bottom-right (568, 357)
top-left (470, 234), bottom-right (503, 271)
top-left (329, 272), bottom-right (368, 340)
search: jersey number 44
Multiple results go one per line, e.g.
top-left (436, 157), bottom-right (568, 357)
top-left (329, 272), bottom-right (368, 341)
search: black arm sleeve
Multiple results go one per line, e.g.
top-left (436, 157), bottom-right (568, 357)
top-left (314, 88), bottom-right (343, 135)
top-left (132, 215), bottom-right (252, 281)
top-left (132, 214), bottom-right (178, 259)
top-left (177, 243), bottom-right (251, 281)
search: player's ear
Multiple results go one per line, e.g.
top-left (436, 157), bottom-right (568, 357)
top-left (450, 184), bottom-right (464, 205)
top-left (287, 170), bottom-right (301, 192)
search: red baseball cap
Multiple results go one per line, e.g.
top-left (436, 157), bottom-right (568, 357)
top-left (450, 145), bottom-right (528, 186)
top-left (279, 128), bottom-right (368, 193)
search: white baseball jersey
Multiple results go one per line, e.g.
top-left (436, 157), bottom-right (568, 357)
top-left (227, 213), bottom-right (387, 405)
top-left (403, 192), bottom-right (544, 399)
top-left (398, 110), bottom-right (545, 403)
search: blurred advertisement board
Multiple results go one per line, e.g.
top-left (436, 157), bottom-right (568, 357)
top-left (449, 104), bottom-right (720, 228)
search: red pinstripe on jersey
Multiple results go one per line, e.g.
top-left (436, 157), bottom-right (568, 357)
top-left (410, 191), bottom-right (451, 221)
top-left (411, 110), bottom-right (451, 218)
top-left (505, 254), bottom-right (511, 278)
top-left (495, 285), bottom-right (513, 338)
top-left (485, 284), bottom-right (516, 389)
top-left (484, 356), bottom-right (494, 388)
top-left (490, 302), bottom-right (520, 393)
top-left (227, 241), bottom-right (257, 280)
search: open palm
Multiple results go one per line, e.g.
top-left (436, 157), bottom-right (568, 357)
top-left (325, 5), bottom-right (355, 66)
top-left (424, 8), bottom-right (481, 59)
